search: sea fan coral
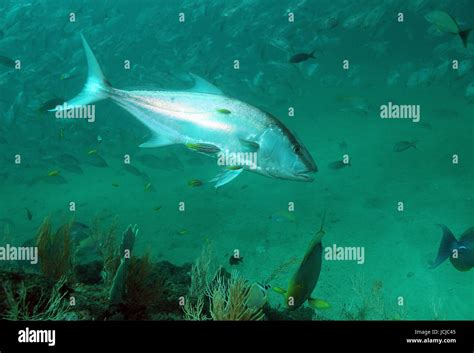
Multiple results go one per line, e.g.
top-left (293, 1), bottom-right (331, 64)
top-left (206, 270), bottom-right (264, 321)
top-left (2, 276), bottom-right (70, 321)
top-left (36, 218), bottom-right (72, 281)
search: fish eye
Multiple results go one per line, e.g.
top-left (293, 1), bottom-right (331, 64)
top-left (292, 145), bottom-right (301, 153)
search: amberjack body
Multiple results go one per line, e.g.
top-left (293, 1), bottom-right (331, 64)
top-left (52, 35), bottom-right (318, 187)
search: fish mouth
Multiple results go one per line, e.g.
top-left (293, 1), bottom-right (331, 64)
top-left (295, 171), bottom-right (315, 181)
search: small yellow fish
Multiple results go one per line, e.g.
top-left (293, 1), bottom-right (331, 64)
top-left (60, 73), bottom-right (71, 80)
top-left (226, 165), bottom-right (243, 171)
top-left (48, 170), bottom-right (60, 177)
top-left (177, 229), bottom-right (188, 235)
top-left (112, 183), bottom-right (119, 187)
top-left (87, 149), bottom-right (97, 155)
top-left (144, 182), bottom-right (152, 192)
top-left (188, 179), bottom-right (203, 187)
top-left (59, 128), bottom-right (64, 140)
top-left (153, 206), bottom-right (162, 211)
top-left (185, 143), bottom-right (220, 154)
top-left (273, 211), bottom-right (330, 311)
top-left (270, 210), bottom-right (296, 223)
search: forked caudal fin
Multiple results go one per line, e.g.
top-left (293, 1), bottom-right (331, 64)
top-left (429, 224), bottom-right (458, 269)
top-left (49, 34), bottom-right (111, 111)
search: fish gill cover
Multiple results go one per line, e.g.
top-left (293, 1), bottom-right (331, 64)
top-left (0, 0), bottom-right (472, 341)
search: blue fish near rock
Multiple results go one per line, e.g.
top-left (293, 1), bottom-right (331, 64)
top-left (430, 225), bottom-right (474, 271)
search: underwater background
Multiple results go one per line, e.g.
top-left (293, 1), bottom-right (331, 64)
top-left (0, 0), bottom-right (473, 321)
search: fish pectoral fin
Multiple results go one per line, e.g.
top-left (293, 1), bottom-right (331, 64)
top-left (272, 287), bottom-right (287, 296)
top-left (139, 134), bottom-right (175, 148)
top-left (186, 73), bottom-right (224, 95)
top-left (308, 298), bottom-right (330, 310)
top-left (239, 139), bottom-right (260, 152)
top-left (209, 168), bottom-right (243, 188)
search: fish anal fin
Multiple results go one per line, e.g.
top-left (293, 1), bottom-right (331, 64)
top-left (139, 135), bottom-right (175, 148)
top-left (210, 168), bottom-right (243, 188)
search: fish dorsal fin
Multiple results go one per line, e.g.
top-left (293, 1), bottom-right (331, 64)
top-left (139, 134), bottom-right (175, 148)
top-left (310, 210), bottom-right (327, 246)
top-left (186, 73), bottom-right (223, 95)
top-left (318, 210), bottom-right (327, 233)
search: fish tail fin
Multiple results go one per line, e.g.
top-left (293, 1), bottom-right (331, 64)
top-left (411, 140), bottom-right (418, 149)
top-left (308, 298), bottom-right (330, 310)
top-left (49, 34), bottom-right (111, 112)
top-left (459, 29), bottom-right (471, 48)
top-left (429, 224), bottom-right (457, 269)
top-left (309, 49), bottom-right (316, 58)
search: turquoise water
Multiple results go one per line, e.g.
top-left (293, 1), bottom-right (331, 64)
top-left (0, 0), bottom-right (473, 320)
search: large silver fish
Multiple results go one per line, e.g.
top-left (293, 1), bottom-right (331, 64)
top-left (51, 35), bottom-right (317, 187)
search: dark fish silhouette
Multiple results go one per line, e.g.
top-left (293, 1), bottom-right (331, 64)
top-left (229, 255), bottom-right (244, 266)
top-left (289, 50), bottom-right (316, 63)
top-left (328, 160), bottom-right (351, 170)
top-left (425, 10), bottom-right (471, 48)
top-left (0, 55), bottom-right (15, 68)
top-left (39, 98), bottom-right (65, 113)
top-left (25, 208), bottom-right (32, 221)
top-left (57, 153), bottom-right (80, 165)
top-left (87, 153), bottom-right (108, 167)
top-left (57, 222), bottom-right (90, 244)
top-left (393, 141), bottom-right (417, 152)
top-left (44, 174), bottom-right (68, 184)
top-left (123, 164), bottom-right (143, 176)
top-left (430, 225), bottom-right (474, 271)
top-left (61, 163), bottom-right (84, 174)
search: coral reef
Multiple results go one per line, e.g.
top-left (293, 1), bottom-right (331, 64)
top-left (340, 274), bottom-right (409, 320)
top-left (89, 216), bottom-right (120, 286)
top-left (120, 254), bottom-right (166, 319)
top-left (182, 241), bottom-right (264, 321)
top-left (189, 240), bottom-right (213, 300)
top-left (2, 275), bottom-right (70, 320)
top-left (36, 218), bottom-right (73, 281)
top-left (206, 270), bottom-right (264, 321)
top-left (182, 241), bottom-right (213, 320)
